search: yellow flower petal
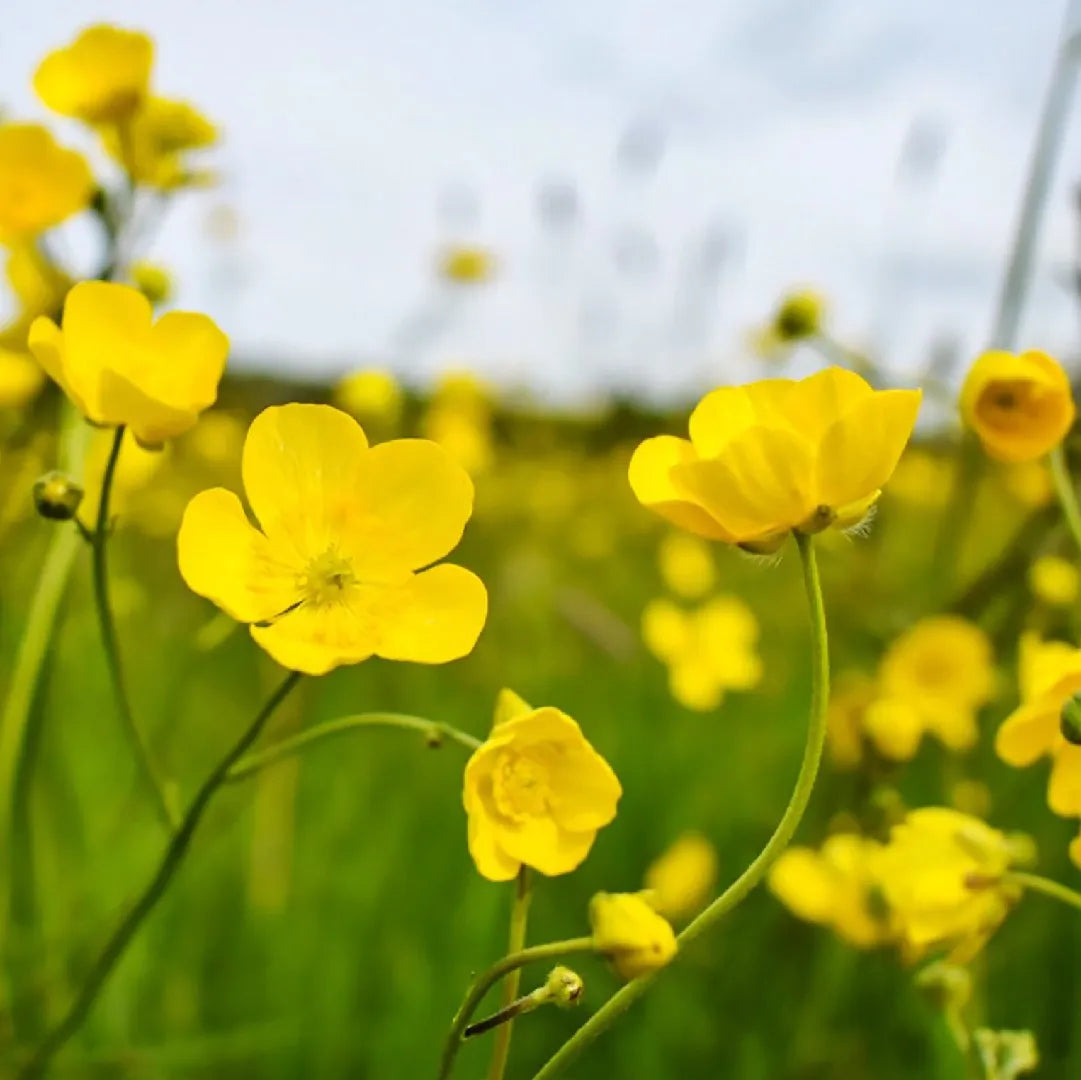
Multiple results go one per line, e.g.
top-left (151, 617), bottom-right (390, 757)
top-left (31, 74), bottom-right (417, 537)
top-left (686, 384), bottom-right (763, 456)
top-left (498, 814), bottom-right (595, 876)
top-left (493, 688), bottom-right (533, 730)
top-left (995, 704), bottom-right (1059, 767)
top-left (373, 563), bottom-right (488, 664)
top-left (28, 316), bottom-right (86, 413)
top-left (768, 847), bottom-right (837, 924)
top-left (467, 812), bottom-right (520, 882)
top-left (628, 436), bottom-right (733, 540)
top-left (1048, 745), bottom-right (1081, 816)
top-left (178, 488), bottom-right (302, 623)
top-left (641, 598), bottom-right (689, 662)
top-left (250, 601), bottom-right (378, 676)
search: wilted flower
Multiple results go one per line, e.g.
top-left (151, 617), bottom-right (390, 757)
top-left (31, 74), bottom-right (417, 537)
top-left (629, 367), bottom-right (920, 551)
top-left (589, 892), bottom-right (677, 979)
top-left (178, 404), bottom-right (488, 674)
top-left (872, 808), bottom-right (1028, 962)
top-left (641, 595), bottom-right (762, 711)
top-left (462, 689), bottom-right (621, 881)
top-left (643, 832), bottom-right (717, 920)
top-left (34, 25), bottom-right (153, 124)
top-left (769, 833), bottom-right (894, 948)
top-left (29, 281), bottom-right (228, 446)
top-left (960, 350), bottom-right (1074, 463)
top-left (0, 125), bottom-right (93, 243)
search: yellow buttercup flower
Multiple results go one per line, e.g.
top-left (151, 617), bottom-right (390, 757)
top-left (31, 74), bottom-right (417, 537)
top-left (34, 25), bottom-right (153, 124)
top-left (333, 368), bottom-right (404, 428)
top-left (769, 833), bottom-right (894, 948)
top-left (960, 350), bottom-right (1075, 463)
top-left (28, 281), bottom-right (228, 446)
top-left (871, 616), bottom-right (996, 756)
top-left (643, 832), bottom-right (717, 920)
top-left (101, 97), bottom-right (218, 189)
top-left (657, 532), bottom-right (715, 599)
top-left (589, 892), bottom-right (677, 979)
top-left (0, 348), bottom-right (45, 409)
top-left (439, 245), bottom-right (495, 284)
top-left (995, 634), bottom-right (1081, 818)
top-left (178, 403), bottom-right (487, 676)
top-left (641, 595), bottom-right (762, 711)
top-left (629, 367), bottom-right (921, 551)
top-left (872, 808), bottom-right (1026, 962)
top-left (0, 125), bottom-right (93, 243)
top-left (1029, 554), bottom-right (1079, 608)
top-left (463, 690), bottom-right (620, 881)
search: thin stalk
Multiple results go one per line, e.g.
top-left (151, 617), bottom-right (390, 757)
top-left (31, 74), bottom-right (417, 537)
top-left (437, 938), bottom-right (595, 1080)
top-left (16, 671), bottom-right (303, 1080)
top-left (1007, 870), bottom-right (1081, 913)
top-left (530, 531), bottom-right (831, 1080)
top-left (1048, 444), bottom-right (1081, 558)
top-left (487, 867), bottom-right (533, 1080)
top-left (89, 426), bottom-right (177, 833)
top-left (225, 713), bottom-right (481, 783)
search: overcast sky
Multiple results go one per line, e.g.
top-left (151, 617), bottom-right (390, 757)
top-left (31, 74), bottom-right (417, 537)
top-left (3, 1), bottom-right (1081, 401)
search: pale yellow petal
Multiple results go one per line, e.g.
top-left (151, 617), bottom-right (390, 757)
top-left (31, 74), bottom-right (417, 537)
top-left (250, 602), bottom-right (378, 676)
top-left (467, 812), bottom-right (520, 882)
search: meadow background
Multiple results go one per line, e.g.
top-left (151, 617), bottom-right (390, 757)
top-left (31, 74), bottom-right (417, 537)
top-left (3, 2), bottom-right (1081, 1078)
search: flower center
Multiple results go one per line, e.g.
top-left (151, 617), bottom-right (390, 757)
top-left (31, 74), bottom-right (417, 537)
top-left (492, 752), bottom-right (551, 821)
top-left (301, 549), bottom-right (357, 608)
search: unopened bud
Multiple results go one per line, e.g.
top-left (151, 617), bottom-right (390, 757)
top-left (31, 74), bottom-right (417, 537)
top-left (1061, 695), bottom-right (1081, 745)
top-left (543, 966), bottom-right (584, 1009)
top-left (33, 472), bottom-right (84, 521)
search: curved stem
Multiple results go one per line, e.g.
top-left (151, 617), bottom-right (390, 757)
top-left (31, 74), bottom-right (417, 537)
top-left (17, 671), bottom-right (303, 1080)
top-left (90, 426), bottom-right (177, 833)
top-left (1007, 870), bottom-right (1081, 913)
top-left (1048, 444), bottom-right (1081, 558)
top-left (530, 531), bottom-right (830, 1080)
top-left (487, 867), bottom-right (533, 1080)
top-left (226, 713), bottom-right (481, 783)
top-left (437, 938), bottom-right (595, 1080)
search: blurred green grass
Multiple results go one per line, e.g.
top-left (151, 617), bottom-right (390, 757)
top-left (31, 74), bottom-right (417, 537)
top-left (1, 382), bottom-right (1079, 1078)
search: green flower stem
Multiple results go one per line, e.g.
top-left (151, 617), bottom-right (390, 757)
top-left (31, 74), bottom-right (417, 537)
top-left (225, 713), bottom-right (481, 783)
top-left (530, 531), bottom-right (831, 1080)
top-left (16, 670), bottom-right (303, 1080)
top-left (437, 938), bottom-right (595, 1080)
top-left (1007, 870), bottom-right (1081, 914)
top-left (90, 426), bottom-right (178, 834)
top-left (1047, 444), bottom-right (1081, 558)
top-left (487, 867), bottom-right (533, 1080)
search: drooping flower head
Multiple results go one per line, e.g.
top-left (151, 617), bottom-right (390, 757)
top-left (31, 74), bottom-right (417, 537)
top-left (463, 689), bottom-right (621, 881)
top-left (34, 25), bottom-right (153, 124)
top-left (28, 282), bottom-right (228, 446)
top-left (178, 403), bottom-right (487, 675)
top-left (589, 892), bottom-right (678, 979)
top-left (872, 808), bottom-right (1030, 962)
top-left (0, 125), bottom-right (93, 243)
top-left (629, 367), bottom-right (921, 552)
top-left (960, 350), bottom-right (1075, 463)
top-left (769, 832), bottom-right (895, 948)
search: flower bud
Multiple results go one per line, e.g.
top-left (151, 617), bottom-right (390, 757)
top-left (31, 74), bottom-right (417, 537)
top-left (543, 966), bottom-right (584, 1009)
top-left (915, 961), bottom-right (972, 1012)
top-left (1061, 694), bottom-right (1081, 745)
top-left (33, 471), bottom-right (84, 521)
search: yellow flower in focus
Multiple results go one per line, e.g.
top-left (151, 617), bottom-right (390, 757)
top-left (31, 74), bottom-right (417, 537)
top-left (0, 348), bottom-right (45, 409)
top-left (34, 25), bottom-right (153, 124)
top-left (178, 403), bottom-right (488, 676)
top-left (657, 532), bottom-right (715, 599)
top-left (333, 369), bottom-right (404, 428)
top-left (643, 832), bottom-right (717, 920)
top-left (439, 245), bottom-right (495, 285)
top-left (826, 671), bottom-right (874, 769)
top-left (872, 808), bottom-right (1025, 961)
top-left (589, 892), bottom-right (677, 979)
top-left (770, 288), bottom-right (826, 343)
top-left (960, 350), bottom-right (1074, 463)
top-left (629, 368), bottom-right (921, 550)
top-left (875, 615), bottom-right (995, 754)
top-left (463, 689), bottom-right (621, 881)
top-left (101, 97), bottom-right (218, 189)
top-left (769, 833), bottom-right (894, 948)
top-left (0, 125), bottom-right (93, 243)
top-left (995, 634), bottom-right (1081, 818)
top-left (1029, 554), bottom-right (1079, 608)
top-left (642, 595), bottom-right (762, 711)
top-left (129, 260), bottom-right (173, 305)
top-left (29, 282), bottom-right (228, 446)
